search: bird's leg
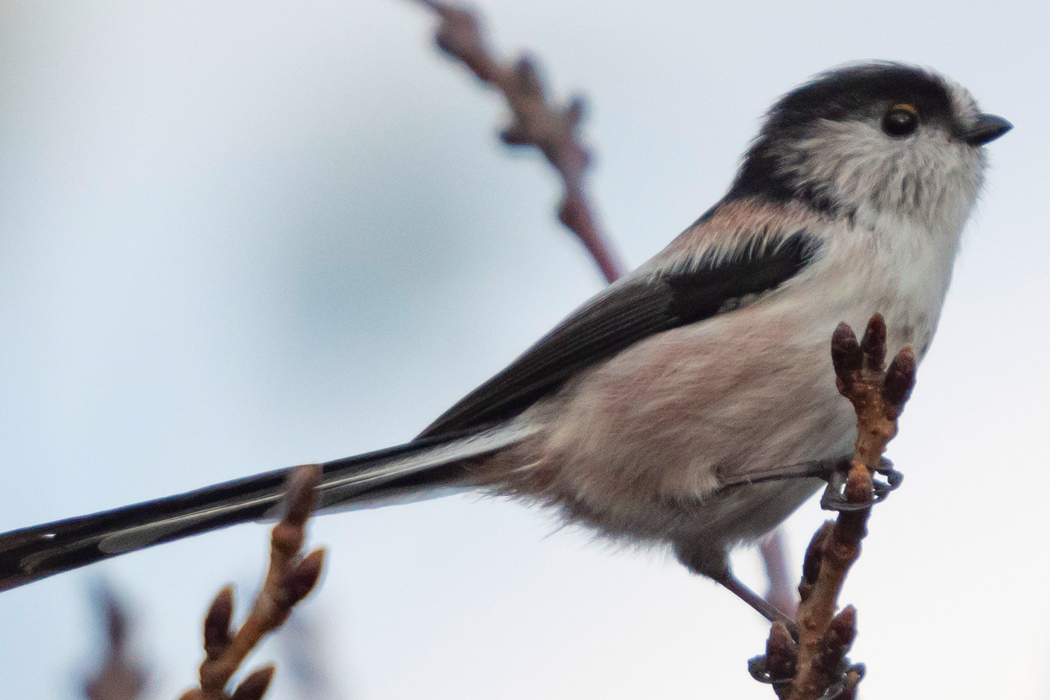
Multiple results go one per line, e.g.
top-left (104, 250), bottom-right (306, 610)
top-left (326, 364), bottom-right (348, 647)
top-left (716, 455), bottom-right (903, 509)
top-left (676, 452), bottom-right (902, 631)
top-left (711, 568), bottom-right (797, 633)
top-left (676, 544), bottom-right (797, 632)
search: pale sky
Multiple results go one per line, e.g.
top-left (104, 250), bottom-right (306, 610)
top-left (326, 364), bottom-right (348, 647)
top-left (0, 1), bottom-right (1047, 698)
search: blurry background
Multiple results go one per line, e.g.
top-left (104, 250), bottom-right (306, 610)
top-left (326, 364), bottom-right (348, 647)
top-left (0, 1), bottom-right (1046, 697)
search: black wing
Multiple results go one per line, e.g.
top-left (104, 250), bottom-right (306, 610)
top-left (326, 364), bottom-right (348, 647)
top-left (419, 231), bottom-right (820, 439)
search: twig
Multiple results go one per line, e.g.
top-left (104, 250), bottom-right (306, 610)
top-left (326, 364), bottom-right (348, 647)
top-left (757, 314), bottom-right (916, 700)
top-left (178, 465), bottom-right (327, 700)
top-left (83, 585), bottom-right (147, 700)
top-left (411, 0), bottom-right (623, 283)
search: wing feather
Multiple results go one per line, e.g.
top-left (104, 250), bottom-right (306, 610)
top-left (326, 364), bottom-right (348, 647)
top-left (419, 230), bottom-right (819, 439)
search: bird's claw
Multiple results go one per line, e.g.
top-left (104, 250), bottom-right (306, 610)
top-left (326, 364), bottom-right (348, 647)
top-left (748, 655), bottom-right (865, 700)
top-left (816, 661), bottom-right (866, 700)
top-left (819, 457), bottom-right (902, 512)
top-left (747, 654), bottom-right (794, 691)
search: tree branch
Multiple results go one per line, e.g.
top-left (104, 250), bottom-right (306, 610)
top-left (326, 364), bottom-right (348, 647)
top-left (755, 314), bottom-right (916, 700)
top-left (412, 0), bottom-right (624, 283)
top-left (83, 585), bottom-right (147, 700)
top-left (178, 465), bottom-right (326, 700)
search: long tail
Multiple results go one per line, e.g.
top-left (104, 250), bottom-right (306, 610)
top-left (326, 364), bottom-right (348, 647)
top-left (0, 422), bottom-right (536, 591)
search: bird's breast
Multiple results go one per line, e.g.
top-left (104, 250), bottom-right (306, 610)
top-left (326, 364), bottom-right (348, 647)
top-left (489, 215), bottom-right (961, 551)
top-left (524, 219), bottom-right (955, 528)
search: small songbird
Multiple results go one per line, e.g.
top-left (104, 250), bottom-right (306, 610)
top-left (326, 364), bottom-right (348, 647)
top-left (0, 63), bottom-right (1011, 614)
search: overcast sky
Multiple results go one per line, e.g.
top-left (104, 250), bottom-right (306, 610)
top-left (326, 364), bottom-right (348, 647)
top-left (0, 1), bottom-right (1047, 698)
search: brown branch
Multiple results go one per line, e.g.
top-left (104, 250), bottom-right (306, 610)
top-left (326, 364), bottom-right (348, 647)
top-left (178, 465), bottom-right (327, 700)
top-left (411, 0), bottom-right (624, 284)
top-left (83, 585), bottom-right (148, 700)
top-left (758, 314), bottom-right (916, 700)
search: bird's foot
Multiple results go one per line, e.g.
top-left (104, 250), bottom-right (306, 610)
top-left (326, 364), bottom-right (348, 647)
top-left (749, 654), bottom-right (865, 700)
top-left (819, 457), bottom-right (902, 512)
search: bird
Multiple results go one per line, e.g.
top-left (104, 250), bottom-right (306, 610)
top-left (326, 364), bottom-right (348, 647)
top-left (0, 63), bottom-right (1011, 617)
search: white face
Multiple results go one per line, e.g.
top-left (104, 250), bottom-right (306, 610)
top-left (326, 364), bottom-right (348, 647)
top-left (772, 83), bottom-right (988, 236)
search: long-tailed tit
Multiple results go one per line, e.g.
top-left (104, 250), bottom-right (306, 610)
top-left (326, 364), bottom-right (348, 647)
top-left (0, 63), bottom-right (1011, 614)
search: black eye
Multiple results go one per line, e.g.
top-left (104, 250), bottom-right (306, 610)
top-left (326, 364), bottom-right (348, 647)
top-left (882, 104), bottom-right (919, 137)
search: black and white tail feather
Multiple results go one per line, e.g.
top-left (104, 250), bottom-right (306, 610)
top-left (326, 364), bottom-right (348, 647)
top-left (0, 422), bottom-right (537, 591)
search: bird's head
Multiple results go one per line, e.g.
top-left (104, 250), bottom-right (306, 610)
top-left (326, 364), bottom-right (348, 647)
top-left (728, 63), bottom-right (1011, 233)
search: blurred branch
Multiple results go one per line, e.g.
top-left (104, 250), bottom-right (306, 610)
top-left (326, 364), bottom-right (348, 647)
top-left (83, 585), bottom-right (147, 700)
top-left (411, 0), bottom-right (624, 283)
top-left (277, 611), bottom-right (346, 700)
top-left (761, 530), bottom-right (797, 617)
top-left (178, 465), bottom-right (326, 700)
top-left (753, 314), bottom-right (916, 700)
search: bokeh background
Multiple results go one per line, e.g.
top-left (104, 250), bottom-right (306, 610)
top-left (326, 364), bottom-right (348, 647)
top-left (0, 1), bottom-right (1047, 697)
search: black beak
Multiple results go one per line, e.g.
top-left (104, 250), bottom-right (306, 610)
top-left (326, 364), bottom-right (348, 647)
top-left (962, 113), bottom-right (1012, 146)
